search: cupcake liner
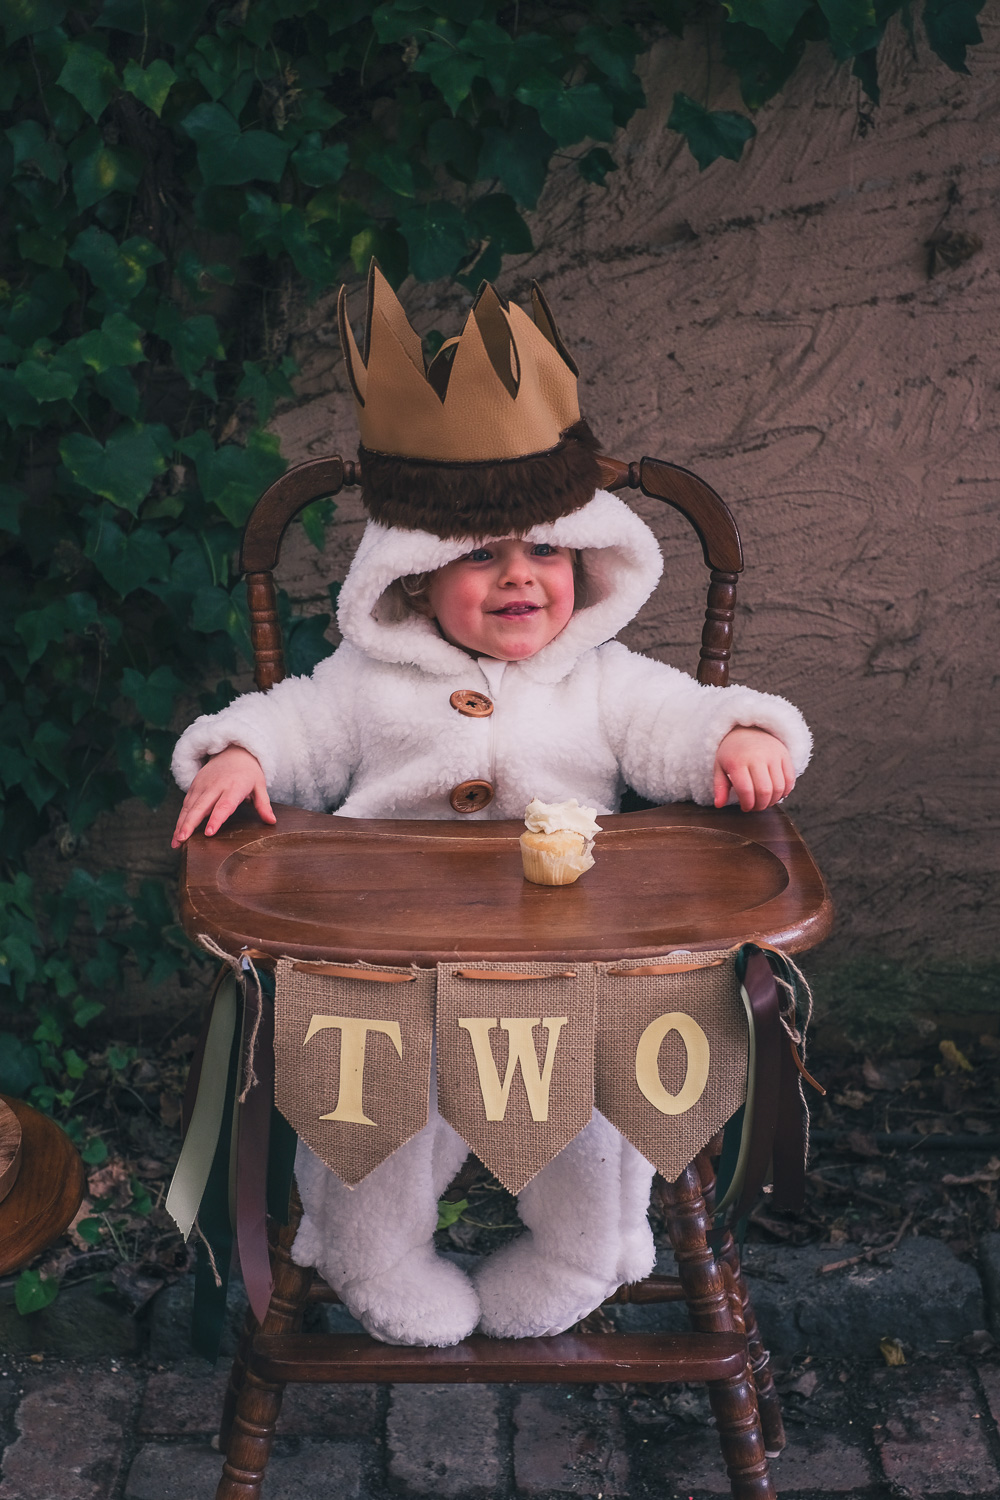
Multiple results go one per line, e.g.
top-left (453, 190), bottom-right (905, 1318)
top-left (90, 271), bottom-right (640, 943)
top-left (519, 834), bottom-right (595, 886)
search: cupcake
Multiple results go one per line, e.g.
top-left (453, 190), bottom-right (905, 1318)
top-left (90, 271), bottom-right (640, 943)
top-left (519, 798), bottom-right (601, 886)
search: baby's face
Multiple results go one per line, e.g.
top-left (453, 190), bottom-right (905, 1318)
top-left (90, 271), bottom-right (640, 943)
top-left (423, 539), bottom-right (576, 660)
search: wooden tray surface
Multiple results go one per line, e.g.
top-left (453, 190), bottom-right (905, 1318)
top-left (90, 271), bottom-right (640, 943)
top-left (181, 803), bottom-right (832, 964)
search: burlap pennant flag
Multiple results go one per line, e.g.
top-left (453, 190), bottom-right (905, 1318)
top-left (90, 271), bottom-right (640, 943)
top-left (435, 961), bottom-right (595, 1194)
top-left (595, 950), bottom-right (748, 1182)
top-left (274, 958), bottom-right (434, 1187)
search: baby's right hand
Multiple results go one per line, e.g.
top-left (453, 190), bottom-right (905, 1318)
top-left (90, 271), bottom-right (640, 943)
top-left (171, 746), bottom-right (276, 848)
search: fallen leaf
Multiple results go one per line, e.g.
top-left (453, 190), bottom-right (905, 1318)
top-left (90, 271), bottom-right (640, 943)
top-left (879, 1337), bottom-right (906, 1366)
top-left (847, 1130), bottom-right (882, 1158)
top-left (834, 1089), bottom-right (871, 1110)
top-left (790, 1369), bottom-right (819, 1398)
top-left (939, 1039), bottom-right (973, 1073)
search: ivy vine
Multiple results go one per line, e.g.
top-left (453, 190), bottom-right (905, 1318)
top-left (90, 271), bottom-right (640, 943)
top-left (0, 0), bottom-right (985, 1130)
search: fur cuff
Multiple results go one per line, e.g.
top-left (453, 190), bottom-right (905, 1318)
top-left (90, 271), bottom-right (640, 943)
top-left (359, 419), bottom-right (603, 540)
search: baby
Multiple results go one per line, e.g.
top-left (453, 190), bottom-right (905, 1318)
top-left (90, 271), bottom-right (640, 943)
top-left (171, 267), bottom-right (811, 1347)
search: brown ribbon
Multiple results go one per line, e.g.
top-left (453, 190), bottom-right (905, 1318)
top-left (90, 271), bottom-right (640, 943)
top-left (236, 985), bottom-right (274, 1323)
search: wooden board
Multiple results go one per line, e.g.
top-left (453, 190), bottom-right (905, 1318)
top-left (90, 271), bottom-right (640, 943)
top-left (182, 802), bottom-right (832, 965)
top-left (0, 1099), bottom-right (22, 1206)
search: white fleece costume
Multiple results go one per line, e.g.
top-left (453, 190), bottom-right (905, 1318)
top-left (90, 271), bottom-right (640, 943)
top-left (172, 488), bottom-right (812, 1347)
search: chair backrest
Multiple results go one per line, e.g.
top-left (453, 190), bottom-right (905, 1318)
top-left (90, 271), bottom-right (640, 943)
top-left (239, 455), bottom-right (743, 694)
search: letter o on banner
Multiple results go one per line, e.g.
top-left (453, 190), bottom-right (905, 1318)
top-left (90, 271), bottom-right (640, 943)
top-left (634, 1012), bottom-right (711, 1116)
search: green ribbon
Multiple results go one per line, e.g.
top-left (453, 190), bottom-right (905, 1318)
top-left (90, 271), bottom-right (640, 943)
top-left (165, 971), bottom-right (239, 1239)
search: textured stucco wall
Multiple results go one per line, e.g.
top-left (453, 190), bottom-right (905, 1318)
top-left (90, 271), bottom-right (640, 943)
top-left (268, 18), bottom-right (1000, 965)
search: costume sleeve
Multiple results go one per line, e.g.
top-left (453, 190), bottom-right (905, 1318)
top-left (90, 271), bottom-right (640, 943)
top-left (170, 646), bottom-right (359, 812)
top-left (595, 642), bottom-right (812, 806)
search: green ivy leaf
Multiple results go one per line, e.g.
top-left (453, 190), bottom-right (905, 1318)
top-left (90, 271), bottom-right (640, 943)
top-left (14, 1268), bottom-right (60, 1315)
top-left (285, 613), bottom-right (334, 675)
top-left (0, 1035), bottom-right (43, 1094)
top-left (291, 135), bottom-right (349, 188)
top-left (190, 580), bottom-right (252, 659)
top-left (182, 102), bottom-right (291, 186)
top-left (75, 1217), bottom-right (104, 1244)
top-left (114, 725), bottom-right (167, 806)
top-left (71, 140), bottom-right (143, 210)
top-left (60, 425), bottom-right (172, 514)
top-left (58, 867), bottom-right (128, 934)
top-left (94, 365), bottom-right (141, 417)
top-left (85, 512), bottom-right (171, 596)
top-left (722, 20), bottom-right (808, 110)
top-left (68, 228), bottom-right (164, 310)
top-left (667, 93), bottom-right (757, 170)
top-left (62, 1046), bottom-right (87, 1078)
top-left (436, 1196), bottom-right (468, 1230)
top-left (17, 229), bottom-right (68, 268)
top-left (57, 41), bottom-right (117, 122)
top-left (80, 1134), bottom-right (107, 1165)
top-left (15, 355), bottom-right (79, 403)
top-left (153, 306), bottom-right (225, 394)
top-left (75, 311), bottom-right (146, 372)
top-left (411, 38), bottom-right (483, 112)
top-left (577, 146), bottom-right (618, 185)
top-left (0, 483), bottom-right (25, 534)
top-left (0, 0), bottom-right (67, 45)
top-left (426, 116), bottom-right (481, 182)
top-left (5, 119), bottom-right (66, 182)
top-left (2, 269), bottom-right (76, 344)
top-left (723, 0), bottom-right (812, 49)
top-left (122, 56), bottom-right (177, 116)
top-left (397, 201), bottom-right (469, 281)
top-left (180, 427), bottom-right (286, 526)
top-left (923, 0), bottom-right (984, 73)
top-left (478, 103), bottom-right (555, 209)
top-left (15, 592), bottom-right (100, 665)
top-left (237, 357), bottom-right (297, 424)
top-left (514, 83), bottom-right (616, 148)
top-left (29, 720), bottom-right (70, 784)
top-left (0, 369), bottom-right (42, 428)
top-left (120, 664), bottom-right (184, 725)
top-left (364, 145), bottom-right (418, 199)
top-left (817, 0), bottom-right (877, 48)
top-left (575, 24), bottom-right (644, 93)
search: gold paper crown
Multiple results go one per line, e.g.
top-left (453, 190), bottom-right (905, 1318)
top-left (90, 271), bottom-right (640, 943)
top-left (338, 263), bottom-right (602, 538)
top-left (339, 262), bottom-right (582, 462)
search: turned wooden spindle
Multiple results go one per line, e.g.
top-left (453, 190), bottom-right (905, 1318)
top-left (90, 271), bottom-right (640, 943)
top-left (217, 1190), bottom-right (313, 1499)
top-left (658, 1166), bottom-right (774, 1500)
top-left (697, 1150), bottom-right (787, 1458)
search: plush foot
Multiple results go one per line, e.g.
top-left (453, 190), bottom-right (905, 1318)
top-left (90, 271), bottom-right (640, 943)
top-left (337, 1245), bottom-right (481, 1348)
top-left (473, 1234), bottom-right (618, 1339)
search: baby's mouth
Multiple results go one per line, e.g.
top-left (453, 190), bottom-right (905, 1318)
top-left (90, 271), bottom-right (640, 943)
top-left (490, 602), bottom-right (539, 617)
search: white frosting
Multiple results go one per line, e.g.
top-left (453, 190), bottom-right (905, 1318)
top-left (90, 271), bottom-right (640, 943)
top-left (523, 797), bottom-right (602, 839)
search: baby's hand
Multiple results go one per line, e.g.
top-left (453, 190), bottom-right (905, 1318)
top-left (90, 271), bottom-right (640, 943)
top-left (713, 727), bottom-right (796, 812)
top-left (171, 746), bottom-right (276, 848)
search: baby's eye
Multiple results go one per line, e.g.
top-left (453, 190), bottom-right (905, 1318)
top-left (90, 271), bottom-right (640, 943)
top-left (464, 547), bottom-right (493, 563)
top-left (531, 543), bottom-right (557, 556)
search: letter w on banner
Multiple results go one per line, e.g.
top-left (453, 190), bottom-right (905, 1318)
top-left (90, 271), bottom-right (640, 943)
top-left (436, 961), bottom-right (595, 1194)
top-left (273, 959), bottom-right (434, 1186)
top-left (595, 951), bottom-right (747, 1181)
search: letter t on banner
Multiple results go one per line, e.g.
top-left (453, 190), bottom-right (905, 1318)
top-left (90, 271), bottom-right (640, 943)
top-left (274, 960), bottom-right (434, 1186)
top-left (436, 962), bottom-right (595, 1194)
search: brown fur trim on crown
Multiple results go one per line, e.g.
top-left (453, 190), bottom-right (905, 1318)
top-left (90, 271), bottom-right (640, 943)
top-left (359, 419), bottom-right (603, 540)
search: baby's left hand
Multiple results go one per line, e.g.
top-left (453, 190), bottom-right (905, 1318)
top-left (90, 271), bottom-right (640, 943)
top-left (713, 727), bottom-right (796, 812)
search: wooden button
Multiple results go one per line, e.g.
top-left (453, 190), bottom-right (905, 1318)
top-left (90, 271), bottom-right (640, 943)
top-left (450, 690), bottom-right (493, 718)
top-left (449, 779), bottom-right (495, 813)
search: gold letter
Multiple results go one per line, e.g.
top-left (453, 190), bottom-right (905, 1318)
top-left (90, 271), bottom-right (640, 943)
top-left (303, 1015), bottom-right (403, 1126)
top-left (634, 1012), bottom-right (710, 1116)
top-left (457, 1017), bottom-right (568, 1121)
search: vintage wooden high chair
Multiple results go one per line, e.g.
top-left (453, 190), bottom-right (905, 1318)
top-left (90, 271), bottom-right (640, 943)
top-left (179, 452), bottom-right (832, 1500)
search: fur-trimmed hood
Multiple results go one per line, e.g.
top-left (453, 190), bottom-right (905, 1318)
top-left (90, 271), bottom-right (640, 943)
top-left (336, 488), bottom-right (663, 685)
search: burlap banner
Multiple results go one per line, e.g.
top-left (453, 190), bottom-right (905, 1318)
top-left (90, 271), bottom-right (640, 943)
top-left (594, 950), bottom-right (748, 1181)
top-left (435, 961), bottom-right (596, 1194)
top-left (273, 958), bottom-right (434, 1186)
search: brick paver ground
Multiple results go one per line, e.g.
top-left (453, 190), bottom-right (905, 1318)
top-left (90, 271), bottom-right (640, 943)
top-left (2, 1346), bottom-right (1000, 1499)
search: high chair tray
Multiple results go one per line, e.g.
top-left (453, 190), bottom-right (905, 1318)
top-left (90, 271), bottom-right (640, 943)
top-left (180, 803), bottom-right (832, 965)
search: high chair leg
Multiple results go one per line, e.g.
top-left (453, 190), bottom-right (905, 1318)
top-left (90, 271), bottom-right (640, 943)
top-left (216, 1190), bottom-right (311, 1500)
top-left (658, 1166), bottom-right (774, 1500)
top-left (696, 1150), bottom-right (786, 1459)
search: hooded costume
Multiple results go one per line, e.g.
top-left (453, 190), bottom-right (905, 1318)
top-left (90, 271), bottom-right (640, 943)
top-left (172, 266), bottom-right (812, 1347)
